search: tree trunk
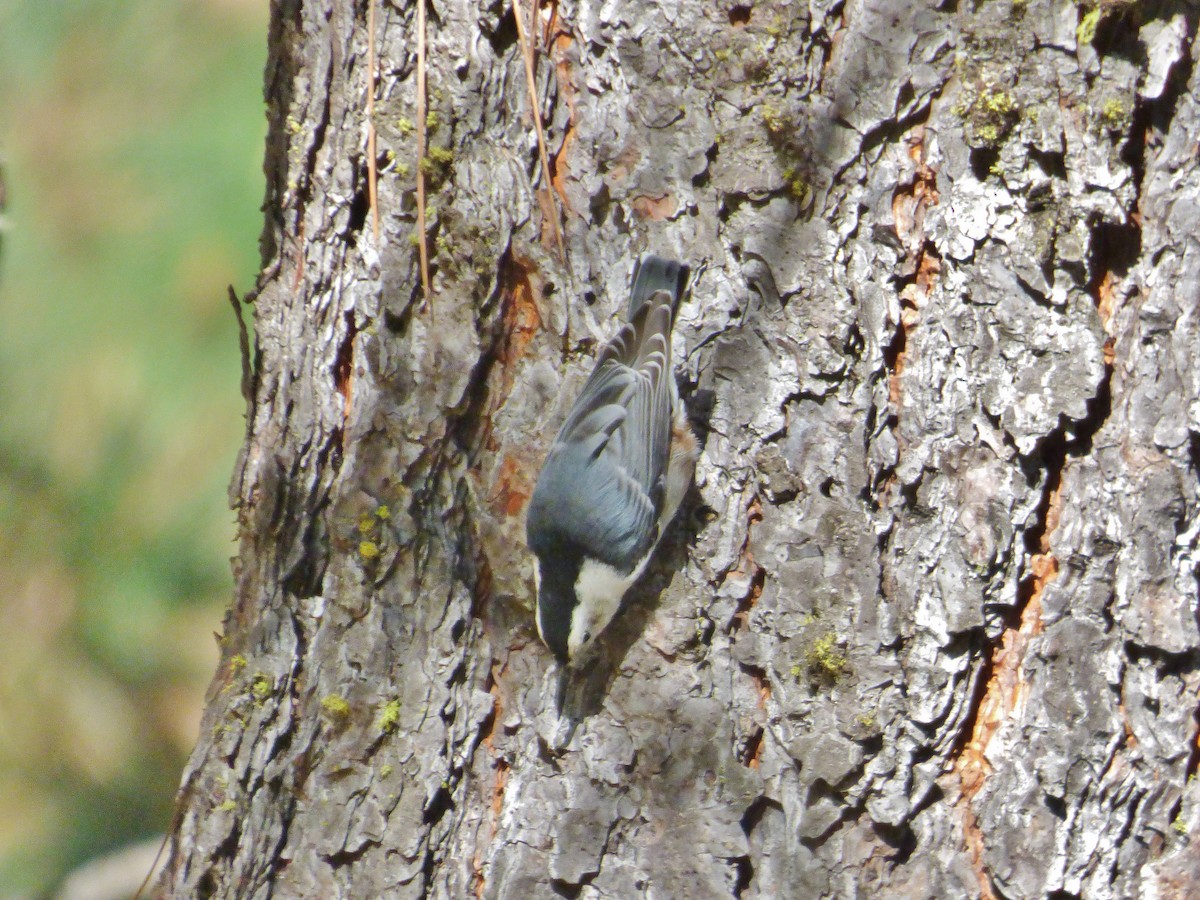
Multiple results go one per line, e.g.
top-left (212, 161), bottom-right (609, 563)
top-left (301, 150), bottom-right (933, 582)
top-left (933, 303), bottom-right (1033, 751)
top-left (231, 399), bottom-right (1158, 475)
top-left (160, 1), bottom-right (1200, 897)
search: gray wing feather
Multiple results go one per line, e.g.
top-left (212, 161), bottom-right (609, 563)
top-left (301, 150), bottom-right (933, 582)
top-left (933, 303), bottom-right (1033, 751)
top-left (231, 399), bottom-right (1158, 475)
top-left (532, 269), bottom-right (682, 571)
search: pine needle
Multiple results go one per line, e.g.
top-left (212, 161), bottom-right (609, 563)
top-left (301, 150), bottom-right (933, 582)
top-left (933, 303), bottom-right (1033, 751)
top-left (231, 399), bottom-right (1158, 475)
top-left (416, 0), bottom-right (432, 312)
top-left (513, 0), bottom-right (565, 264)
top-left (367, 0), bottom-right (380, 244)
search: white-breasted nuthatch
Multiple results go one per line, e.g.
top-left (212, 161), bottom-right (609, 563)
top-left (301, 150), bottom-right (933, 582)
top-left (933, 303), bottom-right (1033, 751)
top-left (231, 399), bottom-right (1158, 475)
top-left (527, 255), bottom-right (699, 663)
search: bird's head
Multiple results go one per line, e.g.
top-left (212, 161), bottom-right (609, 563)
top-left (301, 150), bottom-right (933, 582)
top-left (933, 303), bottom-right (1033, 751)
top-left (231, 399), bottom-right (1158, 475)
top-left (532, 545), bottom-right (634, 665)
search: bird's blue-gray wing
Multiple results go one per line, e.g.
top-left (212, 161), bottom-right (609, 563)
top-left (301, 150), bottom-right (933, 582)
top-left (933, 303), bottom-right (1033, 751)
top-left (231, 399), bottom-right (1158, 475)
top-left (531, 297), bottom-right (676, 570)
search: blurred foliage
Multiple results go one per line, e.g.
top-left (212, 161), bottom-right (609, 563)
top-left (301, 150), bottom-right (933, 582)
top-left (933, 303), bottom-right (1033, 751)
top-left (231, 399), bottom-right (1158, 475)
top-left (0, 0), bottom-right (267, 894)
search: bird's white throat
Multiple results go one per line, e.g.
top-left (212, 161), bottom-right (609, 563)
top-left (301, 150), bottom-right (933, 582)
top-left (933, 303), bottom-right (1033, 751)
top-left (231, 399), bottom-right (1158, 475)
top-left (567, 557), bottom-right (646, 659)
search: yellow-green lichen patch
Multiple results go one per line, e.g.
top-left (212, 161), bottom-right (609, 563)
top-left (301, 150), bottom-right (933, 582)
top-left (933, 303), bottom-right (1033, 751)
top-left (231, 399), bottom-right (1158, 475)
top-left (250, 672), bottom-right (272, 700)
top-left (805, 632), bottom-right (849, 682)
top-left (1076, 0), bottom-right (1139, 47)
top-left (756, 100), bottom-right (821, 214)
top-left (420, 145), bottom-right (455, 181)
top-left (377, 699), bottom-right (402, 734)
top-left (954, 83), bottom-right (1020, 149)
top-left (761, 102), bottom-right (787, 136)
top-left (352, 501), bottom-right (391, 565)
top-left (1100, 97), bottom-right (1130, 132)
top-left (321, 694), bottom-right (351, 719)
top-left (782, 167), bottom-right (812, 205)
top-left (1076, 7), bottom-right (1103, 45)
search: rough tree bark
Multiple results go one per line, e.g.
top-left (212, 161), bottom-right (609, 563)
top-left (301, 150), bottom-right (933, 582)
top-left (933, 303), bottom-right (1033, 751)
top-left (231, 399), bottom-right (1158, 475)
top-left (160, 1), bottom-right (1200, 897)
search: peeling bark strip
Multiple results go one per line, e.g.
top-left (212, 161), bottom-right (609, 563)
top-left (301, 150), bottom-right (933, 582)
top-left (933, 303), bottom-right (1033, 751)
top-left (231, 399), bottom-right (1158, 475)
top-left (164, 2), bottom-right (1200, 898)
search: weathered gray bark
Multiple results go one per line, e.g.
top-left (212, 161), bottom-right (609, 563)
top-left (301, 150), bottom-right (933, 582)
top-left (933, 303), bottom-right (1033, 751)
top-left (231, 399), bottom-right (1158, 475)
top-left (160, 1), bottom-right (1200, 897)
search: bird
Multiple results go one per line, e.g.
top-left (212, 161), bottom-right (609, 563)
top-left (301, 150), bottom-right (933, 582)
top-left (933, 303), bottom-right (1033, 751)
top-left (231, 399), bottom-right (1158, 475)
top-left (526, 255), bottom-right (698, 664)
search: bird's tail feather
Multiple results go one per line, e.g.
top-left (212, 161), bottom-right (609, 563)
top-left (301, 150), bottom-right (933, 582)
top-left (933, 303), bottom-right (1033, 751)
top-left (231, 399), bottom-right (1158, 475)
top-left (627, 255), bottom-right (690, 320)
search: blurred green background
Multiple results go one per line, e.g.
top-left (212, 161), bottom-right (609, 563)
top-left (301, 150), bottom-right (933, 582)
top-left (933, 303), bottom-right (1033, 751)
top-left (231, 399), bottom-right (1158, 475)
top-left (0, 0), bottom-right (267, 894)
